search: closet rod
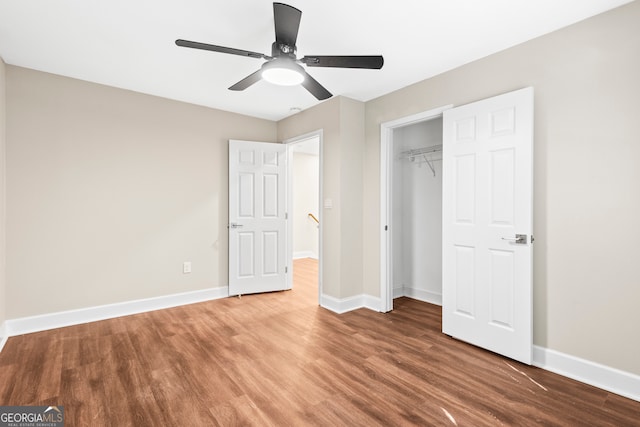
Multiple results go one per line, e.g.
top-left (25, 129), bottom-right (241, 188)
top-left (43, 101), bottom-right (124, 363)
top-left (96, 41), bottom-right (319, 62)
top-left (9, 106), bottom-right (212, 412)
top-left (400, 144), bottom-right (442, 177)
top-left (400, 144), bottom-right (442, 159)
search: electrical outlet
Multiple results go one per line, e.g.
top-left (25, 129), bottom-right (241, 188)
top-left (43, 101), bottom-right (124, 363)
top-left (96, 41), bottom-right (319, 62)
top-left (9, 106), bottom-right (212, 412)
top-left (183, 261), bottom-right (192, 274)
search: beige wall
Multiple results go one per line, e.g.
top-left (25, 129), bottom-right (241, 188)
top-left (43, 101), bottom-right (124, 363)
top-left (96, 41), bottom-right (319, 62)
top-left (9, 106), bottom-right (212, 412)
top-left (363, 1), bottom-right (640, 375)
top-left (278, 97), bottom-right (365, 298)
top-left (338, 98), bottom-right (365, 298)
top-left (0, 57), bottom-right (6, 332)
top-left (6, 66), bottom-right (277, 318)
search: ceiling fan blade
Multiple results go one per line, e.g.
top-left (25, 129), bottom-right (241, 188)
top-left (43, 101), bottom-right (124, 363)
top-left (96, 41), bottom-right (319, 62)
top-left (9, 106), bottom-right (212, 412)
top-left (302, 55), bottom-right (384, 69)
top-left (229, 69), bottom-right (263, 91)
top-left (301, 71), bottom-right (332, 100)
top-left (273, 3), bottom-right (302, 47)
top-left (176, 39), bottom-right (269, 60)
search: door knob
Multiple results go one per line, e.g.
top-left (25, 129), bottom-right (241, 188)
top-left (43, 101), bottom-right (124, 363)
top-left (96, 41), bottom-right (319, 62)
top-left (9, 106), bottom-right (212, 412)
top-left (501, 234), bottom-right (527, 244)
top-left (229, 223), bottom-right (244, 229)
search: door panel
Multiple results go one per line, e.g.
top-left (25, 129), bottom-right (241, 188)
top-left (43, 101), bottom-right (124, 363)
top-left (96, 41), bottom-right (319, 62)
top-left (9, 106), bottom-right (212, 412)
top-left (454, 154), bottom-right (476, 223)
top-left (238, 232), bottom-right (255, 277)
top-left (490, 149), bottom-right (515, 224)
top-left (489, 249), bottom-right (514, 328)
top-left (454, 245), bottom-right (475, 317)
top-left (263, 174), bottom-right (279, 217)
top-left (229, 140), bottom-right (288, 296)
top-left (443, 87), bottom-right (534, 364)
top-left (238, 173), bottom-right (255, 217)
top-left (263, 231), bottom-right (279, 274)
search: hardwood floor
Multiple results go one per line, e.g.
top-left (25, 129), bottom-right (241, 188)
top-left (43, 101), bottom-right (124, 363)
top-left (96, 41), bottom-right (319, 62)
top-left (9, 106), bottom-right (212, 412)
top-left (1, 257), bottom-right (638, 426)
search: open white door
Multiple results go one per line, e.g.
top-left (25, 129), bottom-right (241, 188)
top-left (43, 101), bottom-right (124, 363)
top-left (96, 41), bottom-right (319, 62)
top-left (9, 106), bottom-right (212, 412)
top-left (442, 87), bottom-right (534, 364)
top-left (229, 140), bottom-right (288, 296)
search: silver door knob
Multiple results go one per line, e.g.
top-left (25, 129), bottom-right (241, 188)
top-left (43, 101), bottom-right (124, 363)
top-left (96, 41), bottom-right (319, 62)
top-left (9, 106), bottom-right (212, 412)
top-left (229, 223), bottom-right (244, 229)
top-left (501, 234), bottom-right (527, 244)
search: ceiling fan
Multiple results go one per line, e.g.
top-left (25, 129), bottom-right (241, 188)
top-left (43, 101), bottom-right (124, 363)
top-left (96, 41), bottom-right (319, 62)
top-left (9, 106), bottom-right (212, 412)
top-left (175, 2), bottom-right (384, 100)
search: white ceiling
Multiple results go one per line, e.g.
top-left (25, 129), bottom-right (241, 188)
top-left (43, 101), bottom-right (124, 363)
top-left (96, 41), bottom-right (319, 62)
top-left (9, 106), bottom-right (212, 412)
top-left (0, 0), bottom-right (633, 121)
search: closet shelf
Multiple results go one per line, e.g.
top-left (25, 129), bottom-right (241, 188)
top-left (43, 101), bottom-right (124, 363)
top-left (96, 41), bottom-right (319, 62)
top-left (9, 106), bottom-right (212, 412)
top-left (400, 144), bottom-right (442, 176)
top-left (399, 144), bottom-right (442, 160)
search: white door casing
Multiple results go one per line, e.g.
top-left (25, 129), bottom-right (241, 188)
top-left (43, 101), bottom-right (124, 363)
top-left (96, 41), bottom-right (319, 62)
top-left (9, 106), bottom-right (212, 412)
top-left (229, 140), bottom-right (288, 296)
top-left (379, 105), bottom-right (453, 313)
top-left (442, 87), bottom-right (534, 364)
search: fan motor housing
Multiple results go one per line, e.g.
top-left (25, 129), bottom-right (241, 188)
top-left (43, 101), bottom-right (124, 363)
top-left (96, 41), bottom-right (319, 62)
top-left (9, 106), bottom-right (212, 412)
top-left (272, 42), bottom-right (297, 59)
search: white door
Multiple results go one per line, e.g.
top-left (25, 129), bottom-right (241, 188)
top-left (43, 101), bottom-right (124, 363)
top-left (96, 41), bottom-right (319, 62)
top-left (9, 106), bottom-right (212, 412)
top-left (442, 87), bottom-right (534, 364)
top-left (229, 140), bottom-right (288, 296)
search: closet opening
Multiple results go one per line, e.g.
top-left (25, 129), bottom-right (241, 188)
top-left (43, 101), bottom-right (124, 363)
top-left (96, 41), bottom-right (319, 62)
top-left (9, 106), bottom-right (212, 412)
top-left (380, 105), bottom-right (451, 312)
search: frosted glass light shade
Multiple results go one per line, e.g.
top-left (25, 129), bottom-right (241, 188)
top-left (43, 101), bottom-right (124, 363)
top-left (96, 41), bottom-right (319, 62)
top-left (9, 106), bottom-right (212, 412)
top-left (261, 59), bottom-right (305, 86)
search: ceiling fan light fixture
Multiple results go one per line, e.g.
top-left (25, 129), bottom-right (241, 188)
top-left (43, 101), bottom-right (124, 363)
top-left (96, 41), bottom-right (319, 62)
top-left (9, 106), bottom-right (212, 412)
top-left (261, 59), bottom-right (305, 86)
top-left (176, 3), bottom-right (382, 100)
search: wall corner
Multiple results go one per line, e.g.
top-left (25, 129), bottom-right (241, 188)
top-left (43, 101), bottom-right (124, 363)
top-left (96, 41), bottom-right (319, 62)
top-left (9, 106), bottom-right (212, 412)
top-left (0, 56), bottom-right (7, 345)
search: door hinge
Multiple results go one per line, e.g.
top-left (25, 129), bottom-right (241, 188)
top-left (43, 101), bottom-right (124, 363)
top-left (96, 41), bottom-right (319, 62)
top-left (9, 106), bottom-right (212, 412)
top-left (285, 212), bottom-right (288, 220)
top-left (285, 266), bottom-right (288, 273)
top-left (385, 225), bottom-right (388, 231)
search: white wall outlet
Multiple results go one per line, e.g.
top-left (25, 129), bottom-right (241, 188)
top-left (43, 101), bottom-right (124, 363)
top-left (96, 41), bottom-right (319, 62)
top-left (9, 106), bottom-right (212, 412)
top-left (183, 261), bottom-right (192, 274)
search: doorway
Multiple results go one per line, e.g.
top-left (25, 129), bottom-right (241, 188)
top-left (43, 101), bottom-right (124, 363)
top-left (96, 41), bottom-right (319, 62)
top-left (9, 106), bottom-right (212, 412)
top-left (392, 117), bottom-right (444, 306)
top-left (380, 106), bottom-right (451, 312)
top-left (286, 131), bottom-right (322, 303)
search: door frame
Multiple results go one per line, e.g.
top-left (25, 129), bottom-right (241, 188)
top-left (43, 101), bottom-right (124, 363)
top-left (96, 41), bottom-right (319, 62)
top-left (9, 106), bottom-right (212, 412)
top-left (379, 106), bottom-right (452, 312)
top-left (284, 130), bottom-right (323, 303)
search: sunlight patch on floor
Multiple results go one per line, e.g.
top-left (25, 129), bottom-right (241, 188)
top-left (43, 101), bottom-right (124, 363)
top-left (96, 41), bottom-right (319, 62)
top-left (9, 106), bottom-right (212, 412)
top-left (441, 407), bottom-right (458, 425)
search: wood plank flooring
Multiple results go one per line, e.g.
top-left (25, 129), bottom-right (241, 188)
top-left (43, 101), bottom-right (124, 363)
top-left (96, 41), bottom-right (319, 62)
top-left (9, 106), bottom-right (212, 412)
top-left (1, 257), bottom-right (639, 426)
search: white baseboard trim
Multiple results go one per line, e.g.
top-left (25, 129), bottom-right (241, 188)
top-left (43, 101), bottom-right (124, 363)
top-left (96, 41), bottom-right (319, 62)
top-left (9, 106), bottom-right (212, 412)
top-left (363, 295), bottom-right (382, 312)
top-left (393, 286), bottom-right (442, 306)
top-left (404, 287), bottom-right (442, 306)
top-left (293, 251), bottom-right (318, 260)
top-left (0, 322), bottom-right (8, 353)
top-left (5, 286), bottom-right (230, 337)
top-left (320, 294), bottom-right (364, 314)
top-left (320, 293), bottom-right (382, 314)
top-left (533, 345), bottom-right (640, 402)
